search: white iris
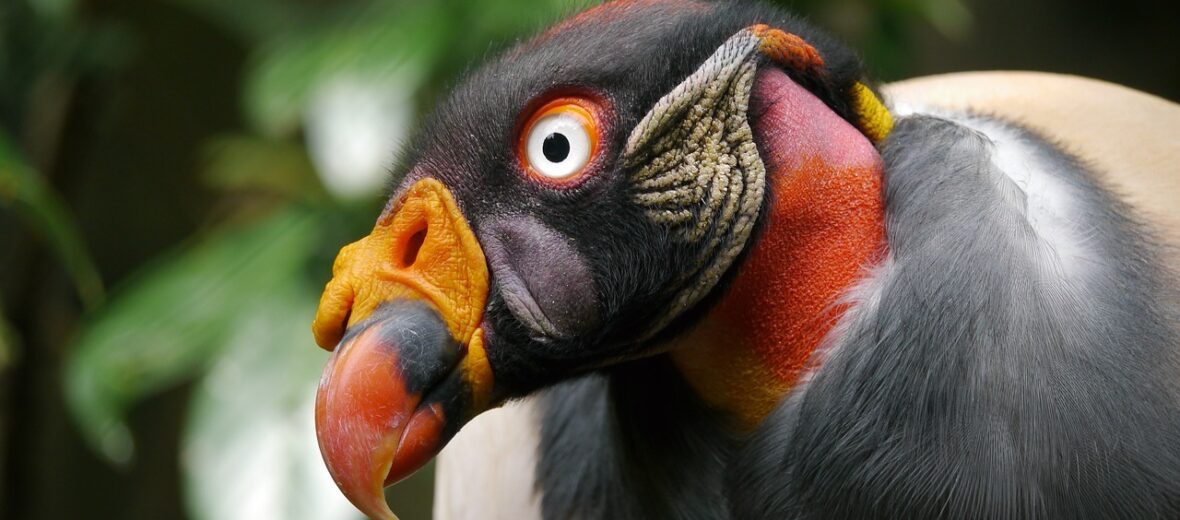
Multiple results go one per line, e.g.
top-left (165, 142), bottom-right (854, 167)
top-left (525, 113), bottom-right (592, 179)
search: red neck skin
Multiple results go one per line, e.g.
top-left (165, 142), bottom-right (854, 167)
top-left (669, 68), bottom-right (887, 430)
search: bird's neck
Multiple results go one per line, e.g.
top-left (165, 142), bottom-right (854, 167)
top-left (669, 69), bottom-right (887, 430)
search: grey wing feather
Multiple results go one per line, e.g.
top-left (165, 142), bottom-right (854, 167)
top-left (732, 113), bottom-right (1180, 519)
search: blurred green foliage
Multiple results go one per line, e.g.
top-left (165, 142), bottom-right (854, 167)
top-left (67, 208), bottom-right (323, 465)
top-left (0, 0), bottom-right (976, 519)
top-left (784, 0), bottom-right (972, 77)
top-left (0, 130), bottom-right (103, 308)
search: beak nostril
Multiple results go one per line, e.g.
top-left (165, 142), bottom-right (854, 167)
top-left (400, 226), bottom-right (428, 269)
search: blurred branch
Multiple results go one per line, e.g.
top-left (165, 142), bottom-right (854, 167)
top-left (0, 131), bottom-right (104, 309)
top-left (0, 307), bottom-right (18, 372)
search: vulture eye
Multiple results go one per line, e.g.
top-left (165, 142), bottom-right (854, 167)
top-left (519, 98), bottom-right (600, 183)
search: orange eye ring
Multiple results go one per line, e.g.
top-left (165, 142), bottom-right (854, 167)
top-left (517, 96), bottom-right (603, 185)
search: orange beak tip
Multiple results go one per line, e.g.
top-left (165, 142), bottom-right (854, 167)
top-left (314, 305), bottom-right (468, 520)
top-left (314, 325), bottom-right (411, 520)
top-left (385, 403), bottom-right (447, 486)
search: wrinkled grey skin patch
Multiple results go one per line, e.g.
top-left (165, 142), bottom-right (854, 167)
top-left (730, 115), bottom-right (1180, 519)
top-left (481, 215), bottom-right (601, 342)
top-left (623, 28), bottom-right (767, 339)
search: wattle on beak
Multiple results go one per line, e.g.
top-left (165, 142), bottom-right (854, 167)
top-left (312, 178), bottom-right (495, 520)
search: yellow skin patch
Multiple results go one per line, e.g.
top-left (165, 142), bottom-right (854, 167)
top-left (311, 178), bottom-right (493, 407)
top-left (462, 328), bottom-right (494, 414)
top-left (850, 82), bottom-right (894, 143)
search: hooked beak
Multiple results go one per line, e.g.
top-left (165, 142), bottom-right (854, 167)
top-left (312, 178), bottom-right (494, 520)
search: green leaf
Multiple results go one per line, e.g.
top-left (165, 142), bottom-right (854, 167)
top-left (0, 130), bottom-right (104, 308)
top-left (65, 208), bottom-right (324, 465)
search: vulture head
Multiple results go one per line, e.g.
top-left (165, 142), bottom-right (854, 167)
top-left (313, 1), bottom-right (896, 517)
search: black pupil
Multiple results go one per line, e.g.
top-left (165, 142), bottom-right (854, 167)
top-left (542, 133), bottom-right (571, 163)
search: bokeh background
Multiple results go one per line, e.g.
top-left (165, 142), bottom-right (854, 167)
top-left (1, 0), bottom-right (1177, 519)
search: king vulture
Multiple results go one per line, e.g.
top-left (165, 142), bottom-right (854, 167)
top-left (308, 1), bottom-right (1180, 518)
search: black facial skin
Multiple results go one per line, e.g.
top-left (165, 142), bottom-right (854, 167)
top-left (390, 0), bottom-right (865, 397)
top-left (480, 214), bottom-right (601, 341)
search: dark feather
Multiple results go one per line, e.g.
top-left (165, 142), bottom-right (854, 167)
top-left (538, 357), bottom-right (738, 519)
